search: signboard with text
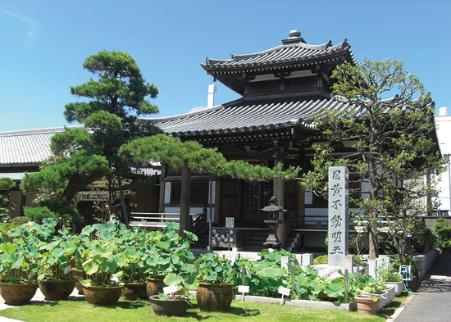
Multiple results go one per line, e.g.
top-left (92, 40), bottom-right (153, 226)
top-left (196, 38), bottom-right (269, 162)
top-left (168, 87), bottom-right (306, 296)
top-left (327, 166), bottom-right (349, 266)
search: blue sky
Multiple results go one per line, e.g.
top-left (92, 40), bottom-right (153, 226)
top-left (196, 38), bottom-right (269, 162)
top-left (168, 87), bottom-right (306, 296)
top-left (0, 0), bottom-right (450, 132)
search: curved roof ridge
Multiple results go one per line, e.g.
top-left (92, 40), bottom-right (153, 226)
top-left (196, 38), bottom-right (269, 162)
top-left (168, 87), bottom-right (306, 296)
top-left (0, 126), bottom-right (69, 137)
top-left (206, 40), bottom-right (349, 64)
top-left (143, 97), bottom-right (254, 123)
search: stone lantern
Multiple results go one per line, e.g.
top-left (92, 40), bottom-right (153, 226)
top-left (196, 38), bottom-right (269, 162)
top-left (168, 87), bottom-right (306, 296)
top-left (261, 196), bottom-right (285, 249)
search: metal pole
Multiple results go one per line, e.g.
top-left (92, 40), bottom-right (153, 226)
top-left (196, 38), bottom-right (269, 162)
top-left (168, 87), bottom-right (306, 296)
top-left (344, 269), bottom-right (349, 303)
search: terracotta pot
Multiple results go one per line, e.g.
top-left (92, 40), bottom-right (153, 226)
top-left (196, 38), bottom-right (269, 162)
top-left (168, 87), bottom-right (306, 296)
top-left (71, 268), bottom-right (84, 295)
top-left (149, 295), bottom-right (189, 316)
top-left (196, 283), bottom-right (234, 311)
top-left (123, 283), bottom-right (147, 301)
top-left (82, 285), bottom-right (122, 305)
top-left (146, 277), bottom-right (164, 297)
top-left (0, 282), bottom-right (38, 305)
top-left (355, 296), bottom-right (380, 315)
top-left (39, 280), bottom-right (75, 301)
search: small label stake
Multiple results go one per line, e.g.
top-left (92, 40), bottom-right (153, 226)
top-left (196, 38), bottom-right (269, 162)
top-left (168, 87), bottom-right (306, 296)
top-left (238, 285), bottom-right (249, 302)
top-left (163, 285), bottom-right (179, 297)
top-left (278, 286), bottom-right (290, 304)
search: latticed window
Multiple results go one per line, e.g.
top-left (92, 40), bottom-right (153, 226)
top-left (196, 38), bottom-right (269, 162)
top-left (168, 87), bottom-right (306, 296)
top-left (191, 181), bottom-right (209, 205)
top-left (169, 180), bottom-right (209, 205)
top-left (243, 182), bottom-right (259, 214)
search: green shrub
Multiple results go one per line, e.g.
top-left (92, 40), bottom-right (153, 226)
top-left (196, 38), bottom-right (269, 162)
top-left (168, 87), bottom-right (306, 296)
top-left (24, 206), bottom-right (58, 223)
top-left (435, 218), bottom-right (451, 251)
top-left (378, 265), bottom-right (402, 283)
top-left (9, 216), bottom-right (29, 226)
top-left (313, 255), bottom-right (328, 265)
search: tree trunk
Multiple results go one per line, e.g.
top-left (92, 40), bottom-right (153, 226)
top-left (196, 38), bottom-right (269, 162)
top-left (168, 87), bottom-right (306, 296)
top-left (367, 159), bottom-right (379, 260)
top-left (118, 178), bottom-right (128, 224)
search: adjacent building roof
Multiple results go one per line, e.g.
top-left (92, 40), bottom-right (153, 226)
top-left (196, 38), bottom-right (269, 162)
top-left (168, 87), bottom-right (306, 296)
top-left (203, 30), bottom-right (354, 74)
top-left (150, 95), bottom-right (354, 138)
top-left (0, 128), bottom-right (65, 166)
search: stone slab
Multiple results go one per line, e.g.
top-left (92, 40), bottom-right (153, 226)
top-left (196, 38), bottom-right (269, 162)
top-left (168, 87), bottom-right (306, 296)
top-left (234, 295), bottom-right (353, 311)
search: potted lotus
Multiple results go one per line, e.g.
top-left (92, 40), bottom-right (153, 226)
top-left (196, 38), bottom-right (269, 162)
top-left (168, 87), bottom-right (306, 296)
top-left (144, 223), bottom-right (197, 297)
top-left (116, 247), bottom-right (148, 300)
top-left (149, 273), bottom-right (191, 316)
top-left (196, 253), bottom-right (236, 311)
top-left (354, 275), bottom-right (386, 315)
top-left (80, 238), bottom-right (122, 305)
top-left (37, 229), bottom-right (77, 301)
top-left (0, 219), bottom-right (54, 305)
top-left (0, 242), bottom-right (39, 305)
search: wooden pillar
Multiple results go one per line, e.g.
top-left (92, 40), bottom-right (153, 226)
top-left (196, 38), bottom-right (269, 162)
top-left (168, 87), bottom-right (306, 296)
top-left (179, 164), bottom-right (191, 233)
top-left (273, 154), bottom-right (286, 248)
top-left (214, 178), bottom-right (221, 224)
top-left (9, 190), bottom-right (23, 217)
top-left (158, 166), bottom-right (166, 213)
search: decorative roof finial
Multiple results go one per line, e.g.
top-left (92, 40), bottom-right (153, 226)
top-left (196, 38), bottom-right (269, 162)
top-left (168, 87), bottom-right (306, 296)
top-left (282, 29), bottom-right (304, 45)
top-left (288, 29), bottom-right (301, 38)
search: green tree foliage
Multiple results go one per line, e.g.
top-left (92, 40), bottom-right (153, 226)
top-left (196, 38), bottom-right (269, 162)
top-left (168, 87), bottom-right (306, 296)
top-left (120, 134), bottom-right (300, 181)
top-left (0, 178), bottom-right (15, 223)
top-left (302, 59), bottom-right (442, 260)
top-left (435, 218), bottom-right (451, 251)
top-left (22, 51), bottom-right (160, 224)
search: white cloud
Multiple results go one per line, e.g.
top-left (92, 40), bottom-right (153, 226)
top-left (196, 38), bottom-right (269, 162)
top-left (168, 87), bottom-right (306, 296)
top-left (0, 8), bottom-right (38, 44)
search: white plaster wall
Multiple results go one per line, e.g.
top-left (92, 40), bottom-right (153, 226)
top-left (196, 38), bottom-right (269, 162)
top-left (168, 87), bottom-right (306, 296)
top-left (434, 111), bottom-right (451, 213)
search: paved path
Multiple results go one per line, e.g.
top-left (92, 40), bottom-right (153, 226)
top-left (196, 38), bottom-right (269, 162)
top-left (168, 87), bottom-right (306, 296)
top-left (395, 253), bottom-right (451, 322)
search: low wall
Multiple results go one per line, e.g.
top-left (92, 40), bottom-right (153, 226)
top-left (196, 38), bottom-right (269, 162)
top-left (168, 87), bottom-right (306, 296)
top-left (234, 295), bottom-right (353, 311)
top-left (413, 249), bottom-right (438, 279)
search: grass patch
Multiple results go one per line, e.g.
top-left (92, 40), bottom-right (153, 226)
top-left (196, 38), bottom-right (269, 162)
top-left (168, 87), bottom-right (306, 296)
top-left (378, 293), bottom-right (412, 318)
top-left (0, 298), bottom-right (387, 322)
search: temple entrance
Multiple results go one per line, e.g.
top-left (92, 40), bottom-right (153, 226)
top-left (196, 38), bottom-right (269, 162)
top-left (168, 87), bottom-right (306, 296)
top-left (219, 179), bottom-right (273, 226)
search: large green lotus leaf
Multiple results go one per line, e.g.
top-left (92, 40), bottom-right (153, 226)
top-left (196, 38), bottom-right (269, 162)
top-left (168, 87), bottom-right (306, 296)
top-left (116, 254), bottom-right (128, 267)
top-left (83, 260), bottom-right (99, 275)
top-left (257, 266), bottom-right (284, 278)
top-left (205, 271), bottom-right (218, 282)
top-left (104, 259), bottom-right (117, 273)
top-left (0, 242), bottom-right (16, 253)
top-left (52, 247), bottom-right (65, 259)
top-left (171, 254), bottom-right (180, 265)
top-left (163, 273), bottom-right (182, 286)
top-left (10, 254), bottom-right (25, 270)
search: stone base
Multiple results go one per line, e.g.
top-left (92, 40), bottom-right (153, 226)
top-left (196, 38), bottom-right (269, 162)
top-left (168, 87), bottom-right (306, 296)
top-left (234, 295), bottom-right (353, 311)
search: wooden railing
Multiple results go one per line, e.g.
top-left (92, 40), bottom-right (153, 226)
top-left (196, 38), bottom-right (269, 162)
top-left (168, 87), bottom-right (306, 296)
top-left (129, 212), bottom-right (180, 229)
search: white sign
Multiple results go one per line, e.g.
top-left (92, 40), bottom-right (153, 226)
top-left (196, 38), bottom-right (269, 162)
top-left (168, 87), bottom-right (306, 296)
top-left (327, 166), bottom-right (349, 266)
top-left (278, 286), bottom-right (290, 304)
top-left (238, 285), bottom-right (249, 293)
top-left (278, 286), bottom-right (290, 296)
top-left (225, 217), bottom-right (235, 228)
top-left (280, 256), bottom-right (289, 269)
top-left (163, 285), bottom-right (179, 295)
top-left (238, 285), bottom-right (249, 302)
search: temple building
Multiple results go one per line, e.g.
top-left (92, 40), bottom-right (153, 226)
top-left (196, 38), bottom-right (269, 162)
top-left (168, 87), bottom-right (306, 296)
top-left (146, 30), bottom-right (358, 250)
top-left (1, 30), bottom-right (369, 250)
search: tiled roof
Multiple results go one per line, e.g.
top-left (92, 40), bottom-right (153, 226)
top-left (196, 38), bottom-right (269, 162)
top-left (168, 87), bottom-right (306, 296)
top-left (151, 95), bottom-right (355, 137)
top-left (203, 30), bottom-right (354, 73)
top-left (0, 97), bottom-right (355, 165)
top-left (0, 128), bottom-right (65, 165)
